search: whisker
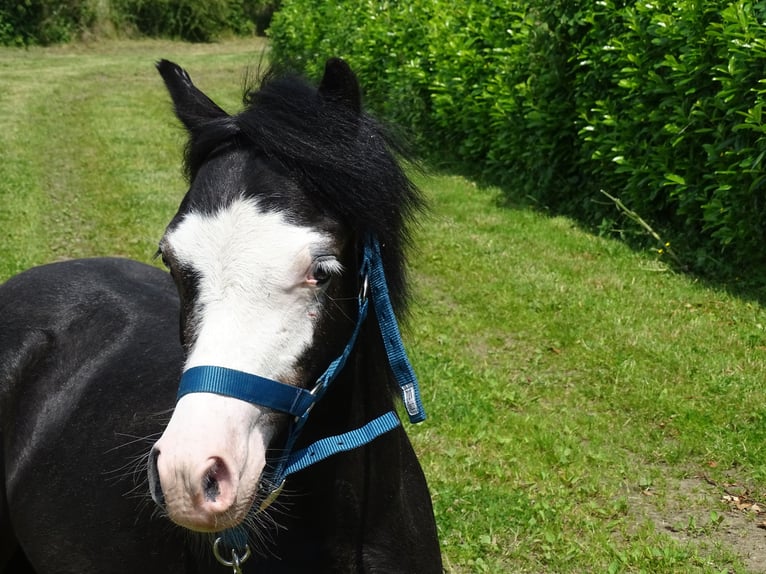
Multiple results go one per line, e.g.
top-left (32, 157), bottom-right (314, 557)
top-left (147, 408), bottom-right (176, 419)
top-left (325, 295), bottom-right (357, 324)
top-left (326, 295), bottom-right (358, 303)
top-left (105, 431), bottom-right (163, 454)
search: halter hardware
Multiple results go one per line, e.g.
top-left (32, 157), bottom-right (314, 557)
top-left (175, 235), bottom-right (426, 570)
top-left (213, 536), bottom-right (251, 574)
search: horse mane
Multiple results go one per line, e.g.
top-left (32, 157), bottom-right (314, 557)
top-left (181, 67), bottom-right (424, 316)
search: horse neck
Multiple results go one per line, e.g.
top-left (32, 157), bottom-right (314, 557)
top-left (307, 319), bottom-right (396, 436)
top-left (277, 319), bottom-right (442, 571)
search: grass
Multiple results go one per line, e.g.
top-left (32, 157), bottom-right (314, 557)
top-left (408, 176), bottom-right (766, 572)
top-left (2, 39), bottom-right (766, 573)
top-left (0, 38), bottom-right (266, 277)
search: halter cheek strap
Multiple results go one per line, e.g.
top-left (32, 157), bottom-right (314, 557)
top-left (174, 235), bottom-right (427, 570)
top-left (366, 236), bottom-right (426, 423)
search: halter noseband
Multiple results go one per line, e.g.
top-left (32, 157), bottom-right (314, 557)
top-left (174, 235), bottom-right (426, 570)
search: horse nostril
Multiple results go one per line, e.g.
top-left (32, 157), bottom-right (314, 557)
top-left (202, 458), bottom-right (226, 502)
top-left (148, 447), bottom-right (165, 508)
top-left (203, 471), bottom-right (220, 502)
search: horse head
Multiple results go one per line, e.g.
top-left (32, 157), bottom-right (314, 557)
top-left (147, 57), bottom-right (422, 539)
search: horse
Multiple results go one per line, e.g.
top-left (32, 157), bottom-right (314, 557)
top-left (0, 58), bottom-right (442, 573)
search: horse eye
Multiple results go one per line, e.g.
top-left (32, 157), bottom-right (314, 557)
top-left (309, 256), bottom-right (342, 286)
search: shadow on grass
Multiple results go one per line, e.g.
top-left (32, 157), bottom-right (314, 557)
top-left (420, 155), bottom-right (766, 308)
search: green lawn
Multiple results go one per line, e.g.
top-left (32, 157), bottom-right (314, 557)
top-left (2, 39), bottom-right (766, 573)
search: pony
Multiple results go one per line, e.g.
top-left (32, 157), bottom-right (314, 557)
top-left (0, 57), bottom-right (442, 573)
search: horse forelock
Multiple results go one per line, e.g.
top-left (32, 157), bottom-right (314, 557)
top-left (180, 69), bottom-right (424, 316)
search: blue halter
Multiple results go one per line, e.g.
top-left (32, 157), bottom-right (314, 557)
top-left (175, 235), bottom-right (426, 566)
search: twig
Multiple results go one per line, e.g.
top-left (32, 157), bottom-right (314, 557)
top-left (701, 473), bottom-right (766, 513)
top-left (599, 189), bottom-right (686, 269)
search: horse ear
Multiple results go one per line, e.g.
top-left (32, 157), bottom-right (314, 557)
top-left (156, 59), bottom-right (228, 131)
top-left (318, 58), bottom-right (361, 115)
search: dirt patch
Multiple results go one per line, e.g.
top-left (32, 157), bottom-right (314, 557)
top-left (627, 474), bottom-right (766, 572)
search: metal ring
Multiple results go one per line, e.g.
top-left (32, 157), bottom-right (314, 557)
top-left (359, 275), bottom-right (369, 302)
top-left (213, 537), bottom-right (252, 572)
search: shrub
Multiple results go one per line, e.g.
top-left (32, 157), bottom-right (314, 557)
top-left (269, 0), bottom-right (766, 280)
top-left (0, 0), bottom-right (96, 45)
top-left (114, 0), bottom-right (234, 41)
top-left (242, 0), bottom-right (280, 36)
top-left (0, 0), bottom-right (280, 44)
top-left (573, 0), bottom-right (766, 273)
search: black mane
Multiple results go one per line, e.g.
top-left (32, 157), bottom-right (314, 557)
top-left (181, 68), bottom-right (423, 315)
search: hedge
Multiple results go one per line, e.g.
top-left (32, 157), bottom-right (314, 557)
top-left (0, 0), bottom-right (279, 44)
top-left (269, 0), bottom-right (766, 280)
top-left (0, 0), bottom-right (96, 44)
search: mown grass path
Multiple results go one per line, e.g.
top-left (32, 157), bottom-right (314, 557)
top-left (0, 39), bottom-right (264, 277)
top-left (2, 40), bottom-right (766, 573)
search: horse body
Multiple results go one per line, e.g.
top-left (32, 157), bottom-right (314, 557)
top-left (0, 258), bottom-right (190, 573)
top-left (0, 57), bottom-right (441, 573)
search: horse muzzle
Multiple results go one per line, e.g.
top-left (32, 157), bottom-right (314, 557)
top-left (148, 446), bottom-right (246, 532)
top-left (146, 393), bottom-right (270, 533)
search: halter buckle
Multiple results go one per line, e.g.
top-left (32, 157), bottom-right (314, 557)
top-left (294, 380), bottom-right (323, 423)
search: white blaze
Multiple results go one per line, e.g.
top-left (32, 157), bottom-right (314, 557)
top-left (153, 197), bottom-right (338, 531)
top-left (170, 198), bottom-right (329, 375)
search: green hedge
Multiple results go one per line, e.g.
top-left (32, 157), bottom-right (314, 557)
top-left (0, 0), bottom-right (96, 45)
top-left (114, 0), bottom-right (246, 41)
top-left (269, 0), bottom-right (766, 279)
top-left (0, 0), bottom-right (279, 44)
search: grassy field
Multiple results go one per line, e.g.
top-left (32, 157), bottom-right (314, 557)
top-left (2, 39), bottom-right (766, 573)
